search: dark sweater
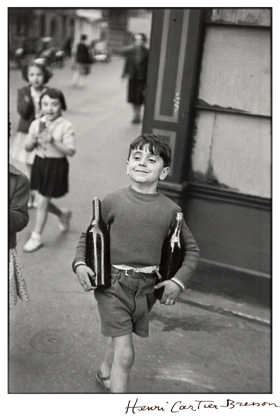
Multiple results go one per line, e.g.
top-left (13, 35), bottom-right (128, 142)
top-left (73, 186), bottom-right (200, 288)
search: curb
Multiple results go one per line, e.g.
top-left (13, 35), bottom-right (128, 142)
top-left (179, 296), bottom-right (271, 327)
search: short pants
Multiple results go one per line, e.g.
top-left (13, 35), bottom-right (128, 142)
top-left (94, 266), bottom-right (157, 338)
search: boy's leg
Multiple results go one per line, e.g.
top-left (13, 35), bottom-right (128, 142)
top-left (99, 337), bottom-right (114, 389)
top-left (110, 333), bottom-right (135, 392)
top-left (99, 337), bottom-right (114, 382)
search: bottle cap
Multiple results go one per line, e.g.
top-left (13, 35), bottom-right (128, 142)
top-left (176, 212), bottom-right (183, 220)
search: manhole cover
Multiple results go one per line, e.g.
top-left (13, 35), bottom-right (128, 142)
top-left (30, 330), bottom-right (74, 353)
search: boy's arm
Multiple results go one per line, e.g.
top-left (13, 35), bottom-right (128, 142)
top-left (72, 232), bottom-right (86, 270)
top-left (72, 232), bottom-right (95, 292)
top-left (155, 218), bottom-right (200, 305)
top-left (171, 219), bottom-right (200, 289)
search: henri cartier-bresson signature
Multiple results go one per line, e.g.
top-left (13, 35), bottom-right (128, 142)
top-left (124, 398), bottom-right (280, 414)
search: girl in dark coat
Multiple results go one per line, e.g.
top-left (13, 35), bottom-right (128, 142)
top-left (10, 60), bottom-right (52, 206)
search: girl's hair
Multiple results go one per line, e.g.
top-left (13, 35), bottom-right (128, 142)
top-left (39, 88), bottom-right (67, 111)
top-left (21, 60), bottom-right (53, 84)
top-left (128, 134), bottom-right (172, 167)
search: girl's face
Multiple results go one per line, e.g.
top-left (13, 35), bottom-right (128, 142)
top-left (41, 95), bottom-right (62, 122)
top-left (27, 66), bottom-right (44, 89)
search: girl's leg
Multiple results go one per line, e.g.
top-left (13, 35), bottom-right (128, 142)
top-left (110, 333), bottom-right (135, 392)
top-left (48, 201), bottom-right (72, 232)
top-left (33, 194), bottom-right (51, 234)
top-left (23, 193), bottom-right (49, 251)
top-left (132, 104), bottom-right (141, 123)
top-left (32, 195), bottom-right (70, 234)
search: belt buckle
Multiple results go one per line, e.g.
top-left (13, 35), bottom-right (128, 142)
top-left (125, 268), bottom-right (138, 277)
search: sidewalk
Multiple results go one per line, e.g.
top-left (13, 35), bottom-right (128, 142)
top-left (179, 289), bottom-right (271, 326)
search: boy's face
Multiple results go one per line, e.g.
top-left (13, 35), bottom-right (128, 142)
top-left (41, 95), bottom-right (62, 122)
top-left (127, 145), bottom-right (170, 193)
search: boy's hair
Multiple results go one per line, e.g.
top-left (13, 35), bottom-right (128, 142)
top-left (21, 60), bottom-right (53, 84)
top-left (39, 88), bottom-right (67, 111)
top-left (128, 134), bottom-right (172, 167)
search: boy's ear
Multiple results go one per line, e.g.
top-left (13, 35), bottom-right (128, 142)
top-left (126, 160), bottom-right (129, 174)
top-left (159, 167), bottom-right (170, 180)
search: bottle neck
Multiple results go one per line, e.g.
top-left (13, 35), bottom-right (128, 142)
top-left (91, 198), bottom-right (100, 224)
top-left (171, 214), bottom-right (183, 250)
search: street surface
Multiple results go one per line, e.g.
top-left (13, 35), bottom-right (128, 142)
top-left (8, 58), bottom-right (271, 394)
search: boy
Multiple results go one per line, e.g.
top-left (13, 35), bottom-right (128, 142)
top-left (72, 134), bottom-right (200, 393)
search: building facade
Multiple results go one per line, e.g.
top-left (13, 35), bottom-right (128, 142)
top-left (143, 8), bottom-right (272, 306)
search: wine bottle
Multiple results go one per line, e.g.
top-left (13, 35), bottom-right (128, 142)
top-left (155, 212), bottom-right (185, 300)
top-left (85, 197), bottom-right (110, 288)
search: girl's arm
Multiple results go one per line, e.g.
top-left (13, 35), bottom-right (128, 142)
top-left (51, 123), bottom-right (76, 156)
top-left (17, 88), bottom-right (34, 119)
top-left (24, 121), bottom-right (38, 151)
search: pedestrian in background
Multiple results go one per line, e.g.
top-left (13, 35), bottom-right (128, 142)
top-left (9, 163), bottom-right (30, 308)
top-left (23, 88), bottom-right (76, 253)
top-left (10, 60), bottom-right (53, 208)
top-left (72, 134), bottom-right (200, 393)
top-left (122, 33), bottom-right (149, 124)
top-left (71, 34), bottom-right (92, 87)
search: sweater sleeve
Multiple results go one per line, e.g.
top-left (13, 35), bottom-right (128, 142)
top-left (9, 172), bottom-right (30, 234)
top-left (61, 122), bottom-right (76, 155)
top-left (17, 88), bottom-right (34, 119)
top-left (172, 218), bottom-right (200, 288)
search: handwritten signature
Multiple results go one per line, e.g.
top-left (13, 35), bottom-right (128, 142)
top-left (125, 398), bottom-right (280, 414)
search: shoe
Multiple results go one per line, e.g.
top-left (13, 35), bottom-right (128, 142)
top-left (23, 232), bottom-right (42, 252)
top-left (132, 117), bottom-right (141, 124)
top-left (96, 369), bottom-right (111, 392)
top-left (58, 210), bottom-right (72, 232)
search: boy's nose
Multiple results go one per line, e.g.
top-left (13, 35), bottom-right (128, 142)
top-left (139, 159), bottom-right (147, 166)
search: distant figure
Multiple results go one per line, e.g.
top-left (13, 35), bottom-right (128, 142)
top-left (9, 164), bottom-right (30, 308)
top-left (72, 34), bottom-right (92, 87)
top-left (122, 33), bottom-right (149, 124)
top-left (63, 37), bottom-right (73, 57)
top-left (23, 88), bottom-right (76, 253)
top-left (10, 60), bottom-right (53, 208)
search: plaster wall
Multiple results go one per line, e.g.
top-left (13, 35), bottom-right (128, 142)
top-left (191, 24), bottom-right (271, 198)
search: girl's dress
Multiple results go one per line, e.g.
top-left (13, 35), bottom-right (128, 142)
top-left (10, 85), bottom-right (46, 165)
top-left (9, 164), bottom-right (30, 308)
top-left (27, 115), bottom-right (76, 198)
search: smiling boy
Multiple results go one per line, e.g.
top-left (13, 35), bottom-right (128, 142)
top-left (72, 134), bottom-right (200, 393)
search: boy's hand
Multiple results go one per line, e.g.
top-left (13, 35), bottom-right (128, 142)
top-left (76, 265), bottom-right (96, 292)
top-left (154, 280), bottom-right (181, 305)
